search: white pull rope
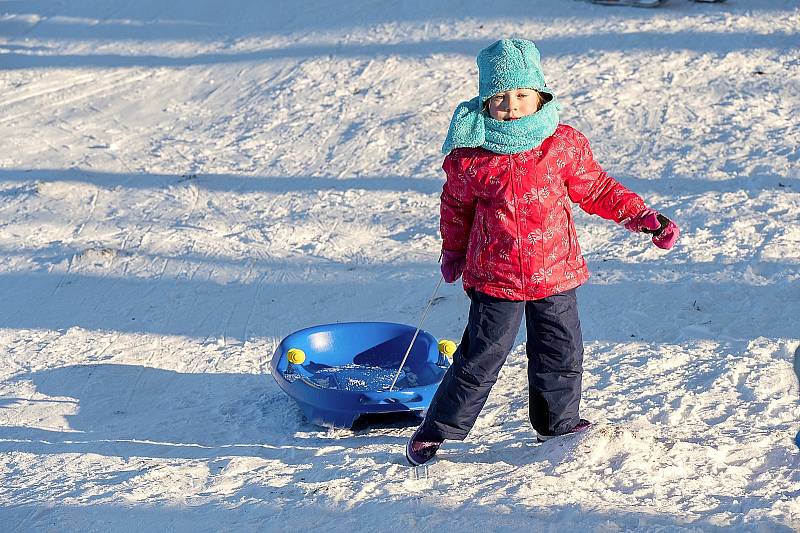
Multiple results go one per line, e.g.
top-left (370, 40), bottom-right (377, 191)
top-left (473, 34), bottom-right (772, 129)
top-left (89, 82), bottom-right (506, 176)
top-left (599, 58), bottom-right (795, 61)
top-left (388, 275), bottom-right (444, 391)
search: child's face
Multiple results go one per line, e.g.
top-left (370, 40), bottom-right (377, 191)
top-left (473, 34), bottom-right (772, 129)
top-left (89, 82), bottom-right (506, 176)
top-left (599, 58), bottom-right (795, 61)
top-left (486, 89), bottom-right (540, 121)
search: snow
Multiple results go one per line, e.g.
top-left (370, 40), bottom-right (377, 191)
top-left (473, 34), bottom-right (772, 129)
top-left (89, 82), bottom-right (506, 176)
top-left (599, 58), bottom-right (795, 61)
top-left (1, 0), bottom-right (799, 530)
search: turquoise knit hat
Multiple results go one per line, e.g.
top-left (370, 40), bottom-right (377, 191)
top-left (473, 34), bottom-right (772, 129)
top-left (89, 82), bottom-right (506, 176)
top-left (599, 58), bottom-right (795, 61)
top-left (440, 38), bottom-right (560, 155)
top-left (477, 39), bottom-right (549, 104)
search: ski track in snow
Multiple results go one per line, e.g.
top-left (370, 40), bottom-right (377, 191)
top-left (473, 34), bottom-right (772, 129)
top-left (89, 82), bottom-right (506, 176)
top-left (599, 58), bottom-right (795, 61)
top-left (1, 0), bottom-right (799, 531)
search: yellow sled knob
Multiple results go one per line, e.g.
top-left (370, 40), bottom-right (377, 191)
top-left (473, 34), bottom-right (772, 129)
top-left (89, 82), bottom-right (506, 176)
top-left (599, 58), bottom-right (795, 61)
top-left (287, 348), bottom-right (306, 365)
top-left (438, 340), bottom-right (457, 357)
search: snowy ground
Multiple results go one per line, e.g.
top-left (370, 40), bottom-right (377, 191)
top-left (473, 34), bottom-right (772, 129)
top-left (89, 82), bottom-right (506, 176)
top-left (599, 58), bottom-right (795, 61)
top-left (1, 0), bottom-right (799, 530)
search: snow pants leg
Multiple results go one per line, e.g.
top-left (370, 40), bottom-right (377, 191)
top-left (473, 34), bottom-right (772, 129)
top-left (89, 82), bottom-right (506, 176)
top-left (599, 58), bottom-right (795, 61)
top-left (525, 288), bottom-right (583, 437)
top-left (422, 289), bottom-right (523, 440)
top-left (422, 288), bottom-right (583, 441)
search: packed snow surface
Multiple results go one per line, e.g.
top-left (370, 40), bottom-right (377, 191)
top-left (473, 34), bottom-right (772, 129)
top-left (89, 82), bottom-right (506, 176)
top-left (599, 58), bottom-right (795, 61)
top-left (1, 0), bottom-right (799, 531)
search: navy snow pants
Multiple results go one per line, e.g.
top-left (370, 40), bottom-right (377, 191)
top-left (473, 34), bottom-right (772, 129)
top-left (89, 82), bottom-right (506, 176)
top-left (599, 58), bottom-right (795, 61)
top-left (423, 288), bottom-right (584, 440)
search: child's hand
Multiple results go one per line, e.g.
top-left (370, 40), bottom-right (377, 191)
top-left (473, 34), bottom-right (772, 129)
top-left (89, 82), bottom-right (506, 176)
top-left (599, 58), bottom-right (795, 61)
top-left (441, 249), bottom-right (467, 283)
top-left (623, 208), bottom-right (679, 250)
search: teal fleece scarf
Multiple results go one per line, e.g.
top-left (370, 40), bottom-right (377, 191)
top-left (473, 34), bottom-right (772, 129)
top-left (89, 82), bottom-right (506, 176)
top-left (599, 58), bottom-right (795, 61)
top-left (441, 94), bottom-right (561, 155)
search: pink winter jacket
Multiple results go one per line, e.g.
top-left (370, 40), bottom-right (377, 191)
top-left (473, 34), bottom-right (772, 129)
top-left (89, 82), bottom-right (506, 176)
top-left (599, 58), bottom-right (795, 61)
top-left (440, 124), bottom-right (647, 301)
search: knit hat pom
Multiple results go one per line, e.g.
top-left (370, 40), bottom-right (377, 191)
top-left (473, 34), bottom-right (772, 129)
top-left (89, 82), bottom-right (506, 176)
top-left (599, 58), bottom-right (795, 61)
top-left (477, 39), bottom-right (549, 105)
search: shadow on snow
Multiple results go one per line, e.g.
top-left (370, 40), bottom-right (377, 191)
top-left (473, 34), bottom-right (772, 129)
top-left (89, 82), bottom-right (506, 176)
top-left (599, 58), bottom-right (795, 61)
top-left (0, 167), bottom-right (794, 195)
top-left (1, 32), bottom-right (797, 70)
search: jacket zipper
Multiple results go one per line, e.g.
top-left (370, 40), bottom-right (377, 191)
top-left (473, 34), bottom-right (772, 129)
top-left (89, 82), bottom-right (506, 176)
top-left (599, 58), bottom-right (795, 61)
top-left (509, 154), bottom-right (526, 296)
top-left (538, 165), bottom-right (545, 290)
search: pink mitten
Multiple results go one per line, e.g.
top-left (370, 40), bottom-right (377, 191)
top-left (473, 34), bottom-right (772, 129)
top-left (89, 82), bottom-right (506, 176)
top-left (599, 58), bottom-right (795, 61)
top-left (624, 208), bottom-right (679, 250)
top-left (441, 249), bottom-right (466, 283)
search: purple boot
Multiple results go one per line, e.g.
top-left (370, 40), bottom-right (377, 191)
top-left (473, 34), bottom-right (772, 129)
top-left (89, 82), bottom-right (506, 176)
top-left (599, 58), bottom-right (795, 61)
top-left (405, 425), bottom-right (444, 466)
top-left (536, 419), bottom-right (592, 443)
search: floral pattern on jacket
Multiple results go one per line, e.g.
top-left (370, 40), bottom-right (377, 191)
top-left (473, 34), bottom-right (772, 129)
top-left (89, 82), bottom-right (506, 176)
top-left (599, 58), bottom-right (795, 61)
top-left (440, 124), bottom-right (647, 301)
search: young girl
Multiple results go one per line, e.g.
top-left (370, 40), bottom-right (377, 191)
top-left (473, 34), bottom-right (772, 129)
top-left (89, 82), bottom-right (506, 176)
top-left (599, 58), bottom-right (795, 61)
top-left (406, 38), bottom-right (679, 466)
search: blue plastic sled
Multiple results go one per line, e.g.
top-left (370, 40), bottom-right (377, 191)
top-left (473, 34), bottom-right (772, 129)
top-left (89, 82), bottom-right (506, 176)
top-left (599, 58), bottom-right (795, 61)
top-left (271, 322), bottom-right (450, 428)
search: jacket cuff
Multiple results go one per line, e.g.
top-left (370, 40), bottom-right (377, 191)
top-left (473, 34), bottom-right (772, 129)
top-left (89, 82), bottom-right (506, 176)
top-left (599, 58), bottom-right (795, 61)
top-left (619, 197), bottom-right (648, 224)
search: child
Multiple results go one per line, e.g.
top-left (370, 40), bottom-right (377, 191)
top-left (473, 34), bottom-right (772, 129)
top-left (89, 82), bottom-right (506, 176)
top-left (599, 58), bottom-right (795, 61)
top-left (406, 38), bottom-right (679, 466)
